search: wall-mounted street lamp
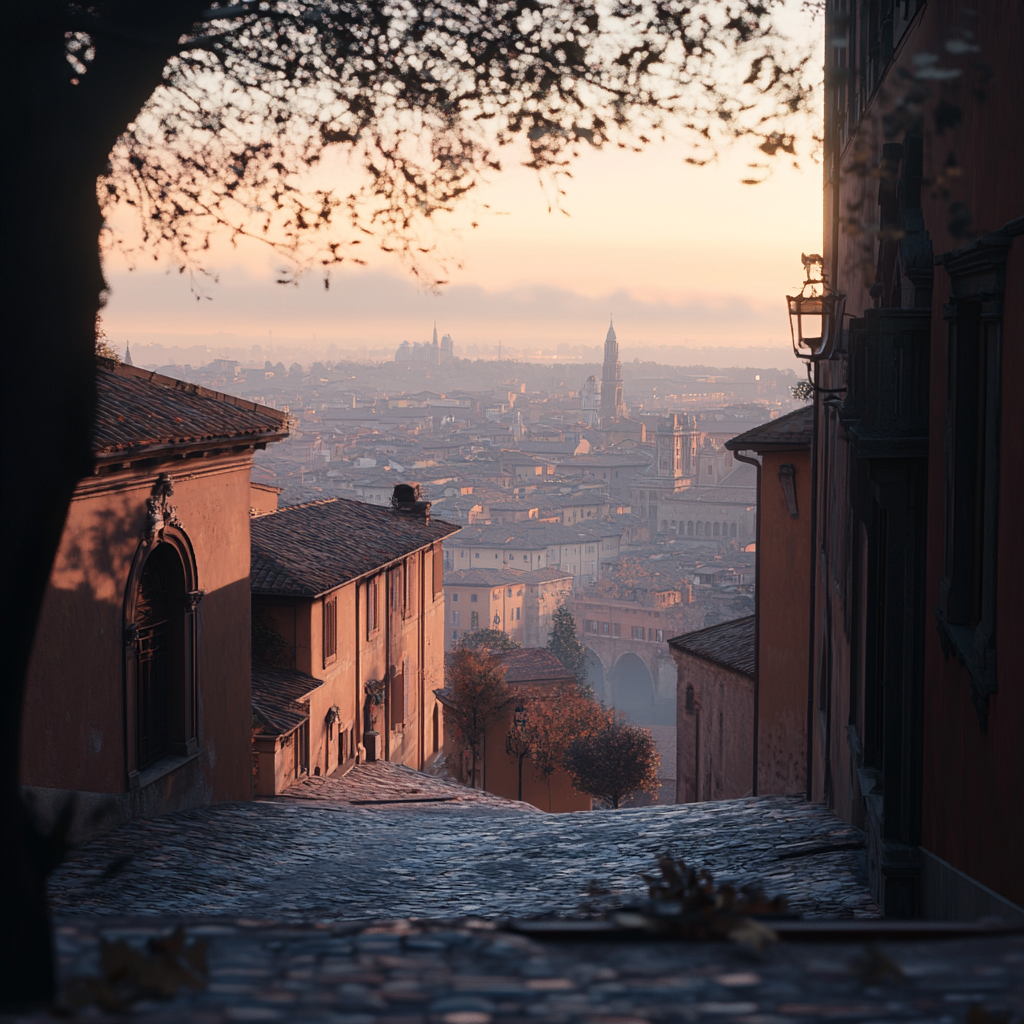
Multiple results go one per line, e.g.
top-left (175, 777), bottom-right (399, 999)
top-left (787, 253), bottom-right (846, 361)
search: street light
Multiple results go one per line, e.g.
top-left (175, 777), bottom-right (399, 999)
top-left (787, 253), bottom-right (845, 360)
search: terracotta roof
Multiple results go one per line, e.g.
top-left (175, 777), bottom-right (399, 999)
top-left (251, 664), bottom-right (322, 735)
top-left (251, 498), bottom-right (460, 597)
top-left (725, 406), bottom-right (814, 452)
top-left (494, 648), bottom-right (576, 686)
top-left (444, 567), bottom-right (574, 587)
top-left (94, 360), bottom-right (288, 462)
top-left (668, 616), bottom-right (755, 677)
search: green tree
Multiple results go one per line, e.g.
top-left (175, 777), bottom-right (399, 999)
top-left (546, 604), bottom-right (588, 689)
top-left (456, 628), bottom-right (521, 654)
top-left (563, 713), bottom-right (661, 809)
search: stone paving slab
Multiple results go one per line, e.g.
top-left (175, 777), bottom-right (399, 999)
top-left (49, 766), bottom-right (878, 922)
top-left (11, 915), bottom-right (1024, 1023)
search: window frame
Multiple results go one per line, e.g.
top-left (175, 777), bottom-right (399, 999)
top-left (934, 224), bottom-right (1018, 729)
top-left (322, 593), bottom-right (338, 667)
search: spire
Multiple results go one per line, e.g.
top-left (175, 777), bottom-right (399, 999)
top-left (432, 321), bottom-right (438, 346)
top-left (605, 316), bottom-right (616, 344)
top-left (124, 343), bottom-right (134, 366)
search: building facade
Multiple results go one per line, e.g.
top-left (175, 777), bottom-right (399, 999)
top-left (807, 0), bottom-right (1023, 919)
top-left (444, 567), bottom-right (574, 650)
top-left (20, 361), bottom-right (287, 833)
top-left (249, 493), bottom-right (460, 791)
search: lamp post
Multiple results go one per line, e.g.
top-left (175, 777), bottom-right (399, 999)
top-left (786, 253), bottom-right (845, 361)
top-left (507, 703), bottom-right (529, 801)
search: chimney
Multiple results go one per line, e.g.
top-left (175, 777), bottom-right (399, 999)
top-left (391, 482), bottom-right (431, 520)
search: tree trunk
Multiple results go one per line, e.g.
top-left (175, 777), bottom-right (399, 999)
top-left (1, 2), bottom-right (208, 1005)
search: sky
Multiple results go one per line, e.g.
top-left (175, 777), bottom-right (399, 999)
top-left (101, 24), bottom-right (823, 368)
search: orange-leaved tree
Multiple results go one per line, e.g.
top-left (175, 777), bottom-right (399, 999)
top-left (443, 648), bottom-right (517, 789)
top-left (563, 713), bottom-right (661, 809)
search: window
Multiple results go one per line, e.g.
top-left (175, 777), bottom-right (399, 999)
top-left (631, 625), bottom-right (645, 640)
top-left (612, 622), bottom-right (621, 637)
top-left (391, 564), bottom-right (405, 614)
top-left (602, 622), bottom-right (610, 635)
top-left (367, 578), bottom-right (378, 636)
top-left (475, 552), bottom-right (480, 558)
top-left (471, 611), bottom-right (479, 629)
top-left (323, 595), bottom-right (338, 667)
top-left (433, 544), bottom-right (444, 598)
top-left (470, 593), bottom-right (478, 603)
top-left (656, 629), bottom-right (664, 642)
top-left (935, 227), bottom-right (1015, 727)
top-left (515, 607), bottom-right (521, 621)
top-left (585, 619), bottom-right (599, 634)
top-left (507, 587), bottom-right (513, 597)
top-left (452, 610), bottom-right (460, 627)
top-left (452, 592), bottom-right (459, 602)
top-left (135, 546), bottom-right (185, 769)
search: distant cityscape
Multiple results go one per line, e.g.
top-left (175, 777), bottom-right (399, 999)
top-left (126, 319), bottom-right (805, 803)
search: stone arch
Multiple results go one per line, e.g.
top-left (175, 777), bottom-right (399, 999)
top-left (705, 521), bottom-right (712, 535)
top-left (583, 648), bottom-right (608, 705)
top-left (124, 526), bottom-right (201, 776)
top-left (610, 653), bottom-right (670, 725)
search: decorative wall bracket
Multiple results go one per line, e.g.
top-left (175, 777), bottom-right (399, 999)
top-left (144, 473), bottom-right (182, 542)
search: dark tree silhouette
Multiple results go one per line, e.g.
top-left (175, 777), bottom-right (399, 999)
top-left (2, 1), bottom-right (813, 1004)
top-left (546, 603), bottom-right (587, 688)
top-left (563, 712), bottom-right (661, 808)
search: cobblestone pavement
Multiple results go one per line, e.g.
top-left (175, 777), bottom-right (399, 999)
top-left (12, 915), bottom-right (1024, 1023)
top-left (49, 764), bottom-right (878, 922)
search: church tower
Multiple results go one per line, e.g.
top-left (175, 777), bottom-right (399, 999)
top-left (599, 317), bottom-right (626, 424)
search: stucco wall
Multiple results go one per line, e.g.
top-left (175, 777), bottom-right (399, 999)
top-left (21, 456), bottom-right (255, 815)
top-left (757, 450), bottom-right (812, 797)
top-left (673, 650), bottom-right (753, 804)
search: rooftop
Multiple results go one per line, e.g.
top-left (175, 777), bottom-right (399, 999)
top-left (668, 615), bottom-right (756, 677)
top-left (251, 663), bottom-right (323, 735)
top-left (725, 405), bottom-right (814, 452)
top-left (495, 648), bottom-right (577, 686)
top-left (444, 567), bottom-right (574, 587)
top-left (94, 359), bottom-right (288, 463)
top-left (251, 498), bottom-right (460, 597)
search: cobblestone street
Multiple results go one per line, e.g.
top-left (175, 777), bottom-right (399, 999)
top-left (50, 764), bottom-right (878, 922)
top-left (19, 765), bottom-right (1024, 1021)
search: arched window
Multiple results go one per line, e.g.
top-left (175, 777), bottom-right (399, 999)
top-left (730, 522), bottom-right (737, 537)
top-left (696, 521), bottom-right (703, 536)
top-left (705, 521), bottom-right (712, 536)
top-left (722, 521), bottom-right (728, 536)
top-left (136, 546), bottom-right (185, 768)
top-left (687, 521), bottom-right (694, 536)
top-left (713, 522), bottom-right (720, 537)
top-left (126, 528), bottom-right (200, 777)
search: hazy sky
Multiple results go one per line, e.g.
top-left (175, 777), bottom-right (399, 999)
top-left (101, 34), bottom-right (823, 363)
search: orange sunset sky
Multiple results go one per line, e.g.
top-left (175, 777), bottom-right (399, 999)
top-left (100, 18), bottom-right (823, 367)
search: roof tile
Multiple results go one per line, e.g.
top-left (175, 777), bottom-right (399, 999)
top-left (668, 615), bottom-right (755, 677)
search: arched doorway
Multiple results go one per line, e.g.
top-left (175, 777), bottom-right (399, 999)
top-left (610, 653), bottom-right (668, 725)
top-left (135, 544), bottom-right (188, 769)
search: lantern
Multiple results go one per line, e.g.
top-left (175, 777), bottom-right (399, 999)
top-left (787, 253), bottom-right (845, 359)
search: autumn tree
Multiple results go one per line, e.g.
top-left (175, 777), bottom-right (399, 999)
top-left (456, 628), bottom-right (522, 654)
top-left (443, 648), bottom-right (518, 789)
top-left (563, 713), bottom-right (661, 809)
top-left (519, 682), bottom-right (604, 810)
top-left (3, 0), bottom-right (815, 1002)
top-left (546, 604), bottom-right (588, 689)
